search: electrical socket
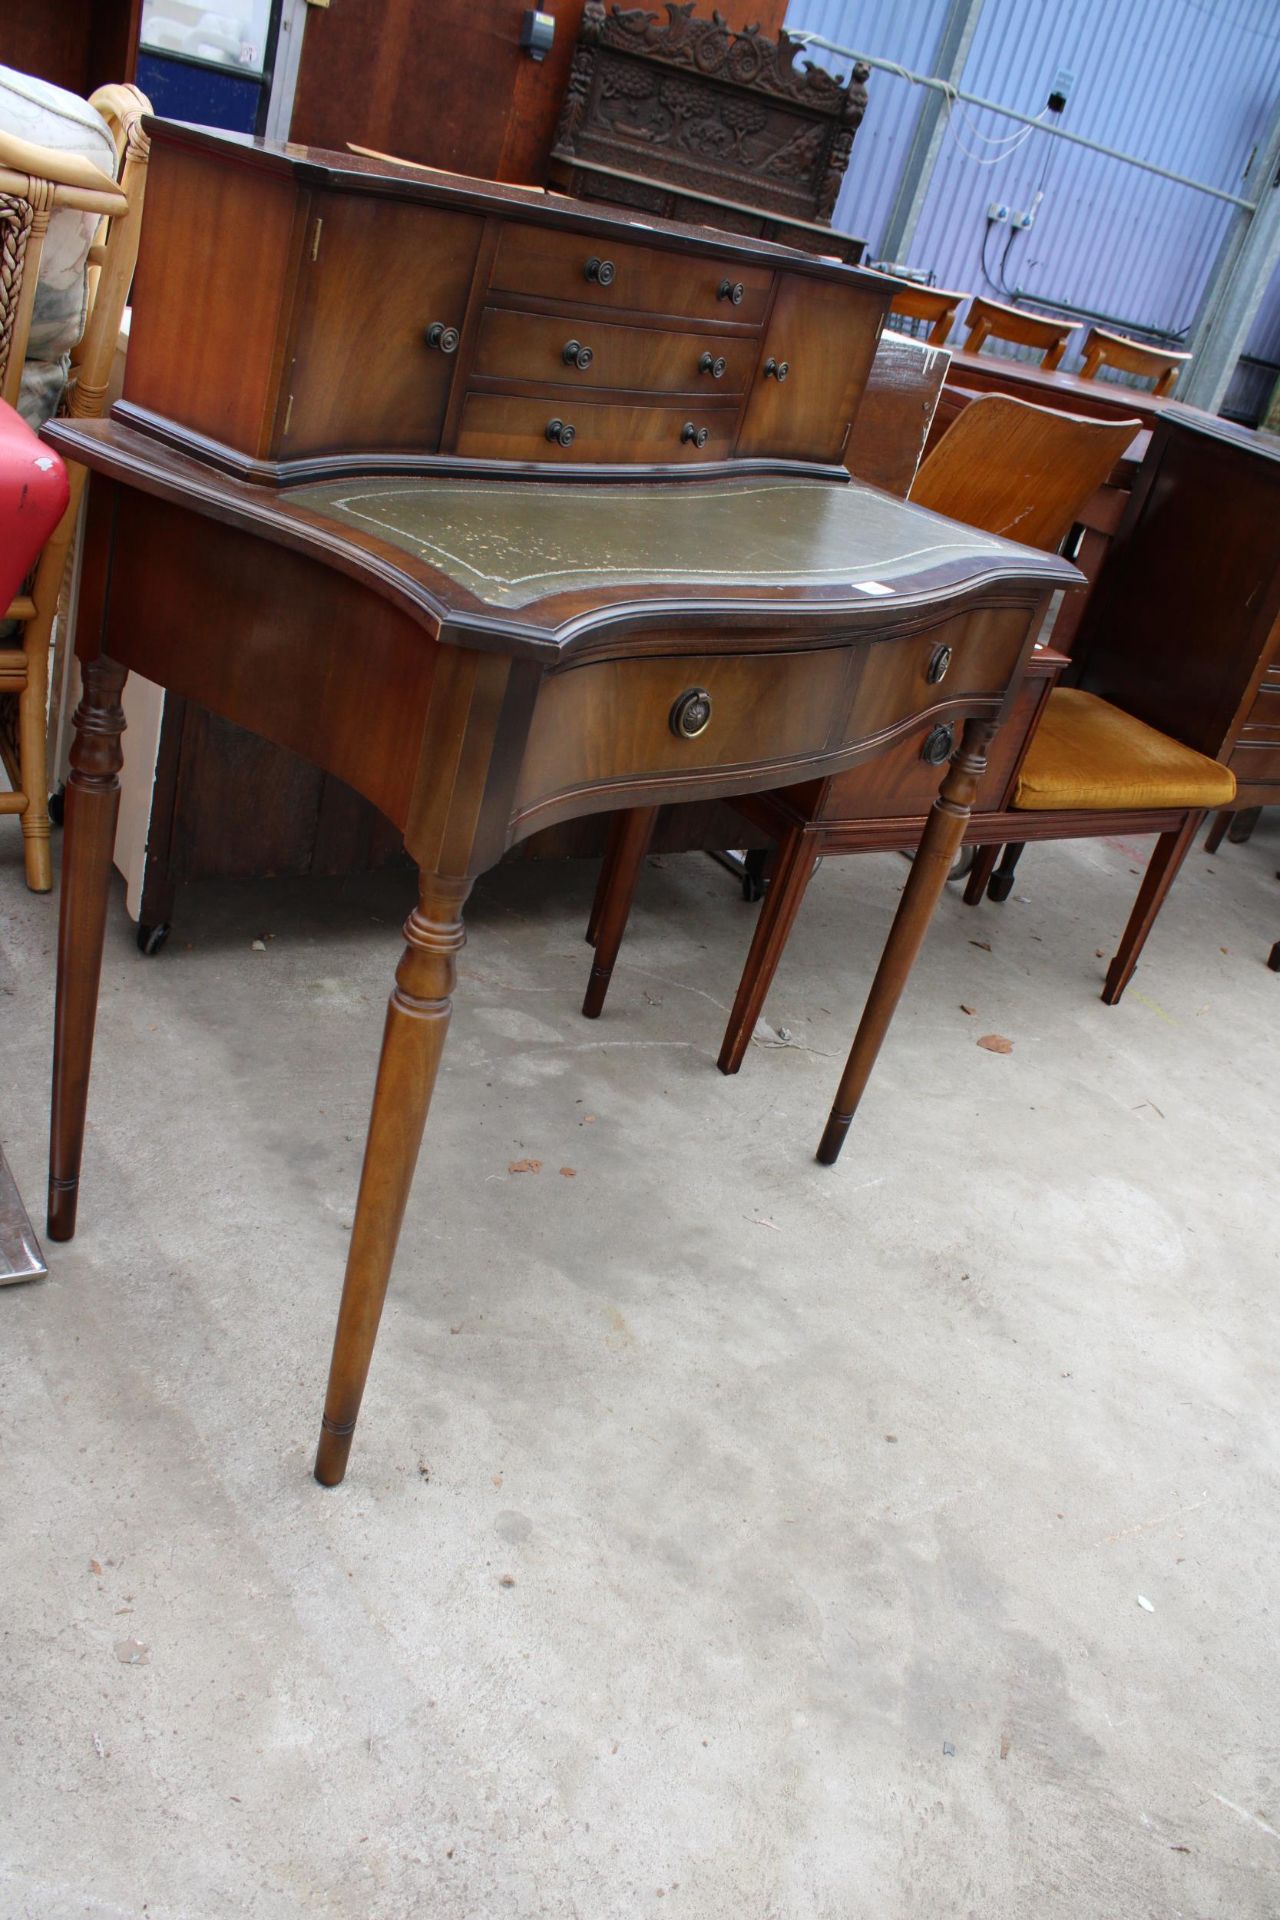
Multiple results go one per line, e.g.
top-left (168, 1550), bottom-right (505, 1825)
top-left (986, 201), bottom-right (1010, 224)
top-left (1012, 208), bottom-right (1036, 230)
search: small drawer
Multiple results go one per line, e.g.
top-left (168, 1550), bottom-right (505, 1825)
top-left (472, 308), bottom-right (759, 395)
top-left (489, 224), bottom-right (773, 324)
top-left (841, 608), bottom-right (1030, 747)
top-left (454, 393), bottom-right (736, 464)
top-left (513, 646), bottom-right (850, 823)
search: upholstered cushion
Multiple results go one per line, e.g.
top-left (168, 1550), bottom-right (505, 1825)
top-left (1013, 687), bottom-right (1237, 811)
top-left (0, 64), bottom-right (116, 428)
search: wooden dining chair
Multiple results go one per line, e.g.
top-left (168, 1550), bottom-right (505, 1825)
top-left (887, 282), bottom-right (967, 345)
top-left (581, 396), bottom-right (1143, 1060)
top-left (0, 72), bottom-right (151, 890)
top-left (1078, 325), bottom-right (1189, 396)
top-left (960, 295), bottom-right (1074, 370)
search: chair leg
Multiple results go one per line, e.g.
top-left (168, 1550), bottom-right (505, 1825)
top-left (817, 718), bottom-right (994, 1166)
top-left (47, 655), bottom-right (128, 1241)
top-left (582, 806), bottom-right (658, 1019)
top-left (963, 843), bottom-right (1000, 906)
top-left (718, 825), bottom-right (818, 1075)
top-left (1101, 812), bottom-right (1204, 1006)
top-left (1268, 940), bottom-right (1280, 974)
top-left (1203, 809), bottom-right (1232, 854)
top-left (987, 841), bottom-right (1026, 902)
top-left (1227, 806), bottom-right (1261, 846)
top-left (17, 629), bottom-right (52, 892)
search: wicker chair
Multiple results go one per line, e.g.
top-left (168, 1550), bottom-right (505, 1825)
top-left (0, 68), bottom-right (150, 890)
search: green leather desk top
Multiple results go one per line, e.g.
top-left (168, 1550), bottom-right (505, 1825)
top-left (288, 474), bottom-right (1020, 611)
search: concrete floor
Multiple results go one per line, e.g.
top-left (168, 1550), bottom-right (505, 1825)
top-left (2, 814), bottom-right (1278, 1919)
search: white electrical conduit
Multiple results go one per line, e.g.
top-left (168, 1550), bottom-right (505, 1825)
top-left (790, 30), bottom-right (1259, 210)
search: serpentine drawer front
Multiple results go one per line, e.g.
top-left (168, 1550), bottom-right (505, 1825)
top-left (512, 646), bottom-right (852, 827)
top-left (471, 309), bottom-right (759, 396)
top-left (838, 609), bottom-right (1032, 747)
top-left (488, 225), bottom-right (775, 324)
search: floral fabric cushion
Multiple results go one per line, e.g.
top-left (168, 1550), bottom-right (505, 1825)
top-left (0, 64), bottom-right (116, 429)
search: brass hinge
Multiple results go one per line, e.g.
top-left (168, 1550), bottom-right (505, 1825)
top-left (283, 393), bottom-right (295, 437)
top-left (310, 217), bottom-right (323, 261)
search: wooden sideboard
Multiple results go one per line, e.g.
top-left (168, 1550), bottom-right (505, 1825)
top-left (45, 123), bottom-right (1079, 1484)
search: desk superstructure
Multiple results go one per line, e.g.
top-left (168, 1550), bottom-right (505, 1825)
top-left (45, 124), bottom-right (1078, 1484)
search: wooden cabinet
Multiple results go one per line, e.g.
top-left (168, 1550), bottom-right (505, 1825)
top-left (115, 125), bottom-right (890, 482)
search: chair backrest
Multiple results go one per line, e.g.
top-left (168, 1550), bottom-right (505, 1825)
top-left (910, 392), bottom-right (1141, 552)
top-left (960, 294), bottom-right (1074, 370)
top-left (0, 70), bottom-right (150, 427)
top-left (887, 282), bottom-right (966, 345)
top-left (846, 332), bottom-right (951, 497)
top-left (1078, 325), bottom-right (1189, 396)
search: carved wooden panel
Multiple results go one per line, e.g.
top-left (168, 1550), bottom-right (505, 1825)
top-left (549, 3), bottom-right (869, 259)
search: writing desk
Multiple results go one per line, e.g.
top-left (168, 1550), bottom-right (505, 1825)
top-left (43, 126), bottom-right (1078, 1484)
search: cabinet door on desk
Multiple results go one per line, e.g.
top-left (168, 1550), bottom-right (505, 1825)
top-left (277, 196), bottom-right (484, 457)
top-left (737, 277), bottom-right (884, 463)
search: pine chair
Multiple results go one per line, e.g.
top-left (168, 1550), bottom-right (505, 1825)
top-left (960, 294), bottom-right (1074, 369)
top-left (0, 69), bottom-right (151, 890)
top-left (581, 396), bottom-right (1143, 1057)
top-left (1078, 325), bottom-right (1189, 396)
top-left (887, 282), bottom-right (966, 345)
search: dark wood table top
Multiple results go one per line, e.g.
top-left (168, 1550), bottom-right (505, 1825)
top-left (947, 347), bottom-right (1172, 431)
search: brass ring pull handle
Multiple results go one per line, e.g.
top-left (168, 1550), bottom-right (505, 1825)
top-left (717, 278), bottom-right (745, 305)
top-left (920, 723), bottom-right (955, 765)
top-left (584, 256), bottom-right (616, 285)
top-left (926, 643), bottom-right (953, 684)
top-left (545, 418), bottom-right (576, 447)
top-left (424, 322), bottom-right (459, 353)
top-left (670, 687), bottom-right (713, 739)
top-left (680, 421), bottom-right (710, 448)
top-left (698, 352), bottom-right (727, 378)
top-left (562, 339), bottom-right (594, 370)
top-left (763, 357), bottom-right (790, 381)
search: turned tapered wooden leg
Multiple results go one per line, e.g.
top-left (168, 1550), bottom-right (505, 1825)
top-left (48, 655), bottom-right (127, 1241)
top-left (817, 719), bottom-right (994, 1167)
top-left (582, 805), bottom-right (658, 1019)
top-left (1101, 811), bottom-right (1203, 1006)
top-left (719, 827), bottom-right (818, 1075)
top-left (314, 873), bottom-right (470, 1486)
top-left (962, 842), bottom-right (1000, 907)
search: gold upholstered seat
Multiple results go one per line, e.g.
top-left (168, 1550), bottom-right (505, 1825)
top-left (1012, 687), bottom-right (1237, 812)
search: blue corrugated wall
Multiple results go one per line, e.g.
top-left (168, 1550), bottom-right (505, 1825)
top-left (784, 0), bottom-right (1280, 412)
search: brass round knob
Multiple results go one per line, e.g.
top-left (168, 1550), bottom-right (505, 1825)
top-left (584, 256), bottom-right (616, 285)
top-left (920, 723), bottom-right (955, 765)
top-left (424, 322), bottom-right (459, 353)
top-left (926, 643), bottom-right (953, 685)
top-left (763, 358), bottom-right (790, 381)
top-left (562, 339), bottom-right (593, 370)
top-left (718, 279), bottom-right (745, 305)
top-left (545, 418), bottom-right (576, 447)
top-left (681, 422), bottom-right (710, 448)
top-left (670, 687), bottom-right (713, 739)
top-left (698, 352), bottom-right (727, 379)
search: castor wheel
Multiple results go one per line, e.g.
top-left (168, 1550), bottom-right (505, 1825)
top-left (1268, 940), bottom-right (1280, 973)
top-left (48, 787), bottom-right (64, 827)
top-left (137, 921), bottom-right (171, 956)
top-left (987, 872), bottom-right (1015, 903)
